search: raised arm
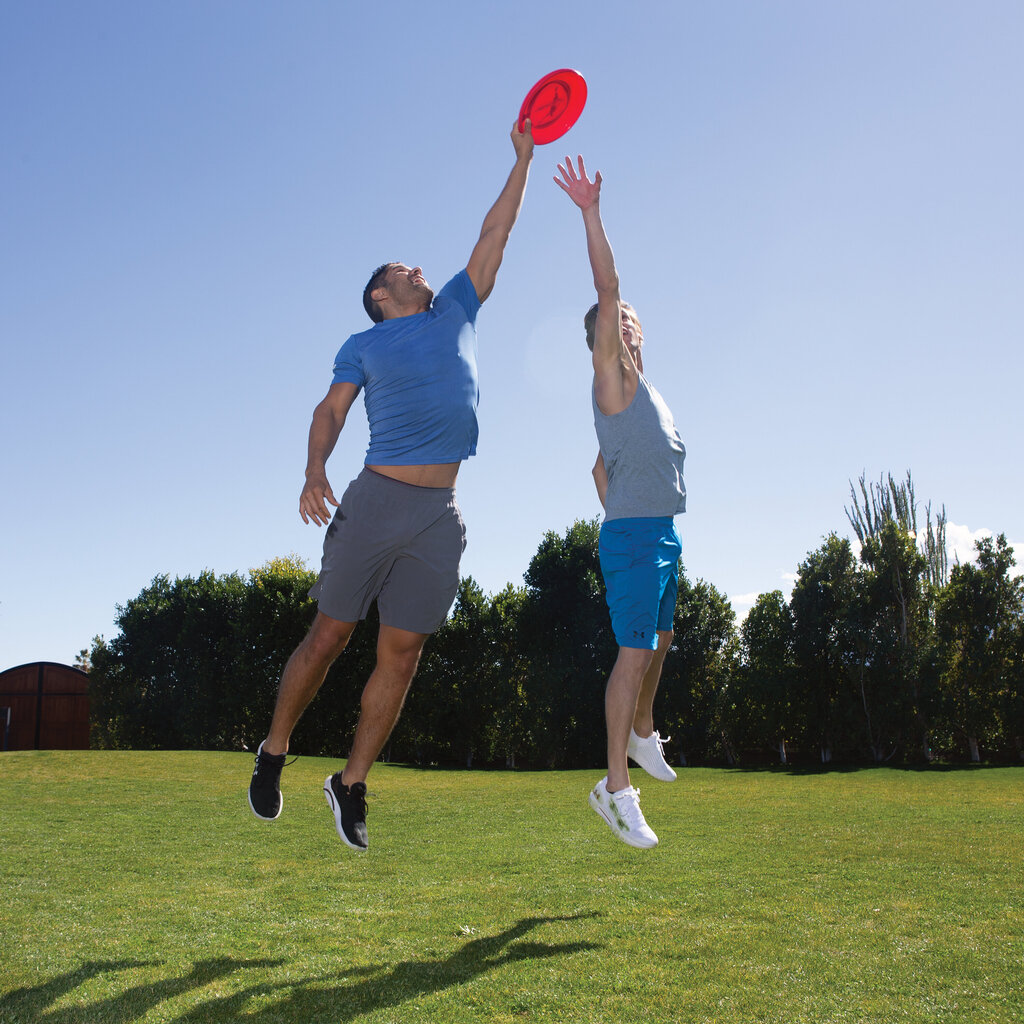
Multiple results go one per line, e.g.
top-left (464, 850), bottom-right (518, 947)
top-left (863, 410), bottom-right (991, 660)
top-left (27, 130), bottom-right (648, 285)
top-left (299, 381), bottom-right (359, 526)
top-left (554, 156), bottom-right (635, 414)
top-left (465, 120), bottom-right (535, 303)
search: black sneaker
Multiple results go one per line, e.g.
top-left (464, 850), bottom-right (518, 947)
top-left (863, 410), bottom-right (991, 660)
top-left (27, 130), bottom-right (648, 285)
top-left (323, 773), bottom-right (369, 852)
top-left (248, 741), bottom-right (288, 821)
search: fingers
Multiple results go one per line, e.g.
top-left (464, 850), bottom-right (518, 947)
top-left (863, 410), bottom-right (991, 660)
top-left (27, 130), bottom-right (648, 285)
top-left (553, 154), bottom-right (602, 204)
top-left (512, 117), bottom-right (534, 150)
top-left (299, 484), bottom-right (335, 527)
top-left (554, 156), bottom-right (596, 187)
top-left (300, 504), bottom-right (329, 527)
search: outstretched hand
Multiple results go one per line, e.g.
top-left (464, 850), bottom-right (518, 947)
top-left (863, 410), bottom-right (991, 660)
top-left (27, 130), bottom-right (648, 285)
top-left (554, 154), bottom-right (601, 210)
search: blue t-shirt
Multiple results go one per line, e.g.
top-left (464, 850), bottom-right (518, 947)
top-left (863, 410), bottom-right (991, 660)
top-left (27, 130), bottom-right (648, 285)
top-left (332, 270), bottom-right (481, 465)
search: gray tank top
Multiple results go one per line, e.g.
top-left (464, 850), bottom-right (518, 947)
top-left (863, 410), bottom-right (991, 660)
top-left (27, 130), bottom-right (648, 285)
top-left (593, 372), bottom-right (686, 521)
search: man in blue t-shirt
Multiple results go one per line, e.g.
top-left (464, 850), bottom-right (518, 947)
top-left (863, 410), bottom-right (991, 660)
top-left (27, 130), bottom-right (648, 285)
top-left (248, 121), bottom-right (535, 852)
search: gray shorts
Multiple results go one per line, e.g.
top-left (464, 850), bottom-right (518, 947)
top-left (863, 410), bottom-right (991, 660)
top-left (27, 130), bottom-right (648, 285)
top-left (308, 468), bottom-right (466, 634)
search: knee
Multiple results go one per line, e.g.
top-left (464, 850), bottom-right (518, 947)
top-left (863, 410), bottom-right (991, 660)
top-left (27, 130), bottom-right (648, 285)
top-left (376, 631), bottom-right (426, 681)
top-left (618, 645), bottom-right (656, 679)
top-left (383, 645), bottom-right (422, 681)
top-left (304, 616), bottom-right (354, 663)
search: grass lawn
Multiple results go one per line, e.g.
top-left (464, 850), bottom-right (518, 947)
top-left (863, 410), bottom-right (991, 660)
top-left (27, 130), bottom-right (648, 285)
top-left (1, 751), bottom-right (1021, 1023)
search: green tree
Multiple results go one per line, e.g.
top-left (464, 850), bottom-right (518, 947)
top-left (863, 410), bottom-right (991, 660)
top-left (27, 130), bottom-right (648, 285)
top-left (735, 590), bottom-right (798, 763)
top-left (90, 570), bottom-right (248, 749)
top-left (846, 472), bottom-right (937, 761)
top-left (935, 534), bottom-right (1023, 762)
top-left (88, 556), bottom-right (366, 754)
top-left (1002, 614), bottom-right (1024, 761)
top-left (790, 534), bottom-right (860, 762)
top-left (659, 576), bottom-right (738, 764)
top-left (853, 521), bottom-right (929, 761)
top-left (403, 577), bottom-right (493, 767)
top-left (518, 519), bottom-right (618, 768)
top-left (484, 583), bottom-right (533, 768)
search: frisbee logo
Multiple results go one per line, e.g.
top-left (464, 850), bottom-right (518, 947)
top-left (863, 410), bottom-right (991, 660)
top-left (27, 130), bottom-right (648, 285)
top-left (518, 69), bottom-right (587, 145)
top-left (534, 83), bottom-right (568, 127)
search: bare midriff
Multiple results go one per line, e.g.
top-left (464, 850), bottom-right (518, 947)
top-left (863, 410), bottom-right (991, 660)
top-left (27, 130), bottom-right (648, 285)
top-left (367, 463), bottom-right (460, 489)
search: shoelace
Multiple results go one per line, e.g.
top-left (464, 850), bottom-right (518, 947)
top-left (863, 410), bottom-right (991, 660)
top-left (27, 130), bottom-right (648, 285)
top-left (653, 732), bottom-right (670, 755)
top-left (612, 786), bottom-right (645, 827)
top-left (252, 750), bottom-right (298, 778)
top-left (350, 788), bottom-right (368, 818)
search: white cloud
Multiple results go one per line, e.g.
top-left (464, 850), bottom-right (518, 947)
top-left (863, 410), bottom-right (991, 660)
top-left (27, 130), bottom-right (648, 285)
top-left (944, 522), bottom-right (1023, 577)
top-left (944, 520), bottom-right (992, 567)
top-left (727, 573), bottom-right (799, 618)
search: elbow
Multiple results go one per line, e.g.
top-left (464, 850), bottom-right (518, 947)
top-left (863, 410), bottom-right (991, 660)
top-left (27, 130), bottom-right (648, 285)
top-left (313, 402), bottom-right (344, 436)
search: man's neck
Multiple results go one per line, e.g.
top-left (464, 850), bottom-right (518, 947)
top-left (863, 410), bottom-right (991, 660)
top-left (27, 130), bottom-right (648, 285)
top-left (381, 301), bottom-right (431, 322)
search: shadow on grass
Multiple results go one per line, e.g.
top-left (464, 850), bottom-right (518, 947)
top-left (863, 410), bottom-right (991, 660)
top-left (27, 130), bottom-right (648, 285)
top-left (3, 916), bottom-right (601, 1023)
top-left (4, 916), bottom-right (601, 1023)
top-left (0, 957), bottom-right (285, 1023)
top-left (170, 913), bottom-right (604, 1022)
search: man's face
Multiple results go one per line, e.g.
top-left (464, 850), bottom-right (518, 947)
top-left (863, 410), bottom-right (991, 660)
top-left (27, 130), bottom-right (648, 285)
top-left (621, 309), bottom-right (643, 355)
top-left (383, 263), bottom-right (434, 310)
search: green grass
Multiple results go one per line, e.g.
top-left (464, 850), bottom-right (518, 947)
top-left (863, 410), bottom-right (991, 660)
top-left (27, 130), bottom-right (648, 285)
top-left (1, 752), bottom-right (1021, 1023)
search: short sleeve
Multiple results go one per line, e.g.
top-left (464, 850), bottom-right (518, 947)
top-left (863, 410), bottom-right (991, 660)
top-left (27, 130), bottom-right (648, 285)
top-left (437, 269), bottom-right (481, 324)
top-left (332, 334), bottom-right (365, 388)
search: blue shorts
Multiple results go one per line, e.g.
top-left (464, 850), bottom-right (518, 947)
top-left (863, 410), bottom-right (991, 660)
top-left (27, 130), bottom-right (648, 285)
top-left (598, 517), bottom-right (682, 650)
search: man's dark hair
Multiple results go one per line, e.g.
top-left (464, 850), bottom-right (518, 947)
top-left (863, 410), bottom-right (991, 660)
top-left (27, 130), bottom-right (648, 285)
top-left (584, 302), bottom-right (600, 351)
top-left (363, 262), bottom-right (397, 323)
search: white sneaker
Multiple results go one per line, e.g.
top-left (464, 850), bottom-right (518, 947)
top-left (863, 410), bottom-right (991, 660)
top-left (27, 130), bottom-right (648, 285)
top-left (628, 729), bottom-right (677, 782)
top-left (588, 777), bottom-right (658, 849)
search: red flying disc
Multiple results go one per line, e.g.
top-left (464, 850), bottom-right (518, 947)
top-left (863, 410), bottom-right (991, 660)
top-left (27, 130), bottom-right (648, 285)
top-left (518, 68), bottom-right (587, 145)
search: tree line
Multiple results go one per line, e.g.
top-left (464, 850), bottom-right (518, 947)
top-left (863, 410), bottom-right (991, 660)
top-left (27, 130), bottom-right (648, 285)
top-left (88, 473), bottom-right (1024, 767)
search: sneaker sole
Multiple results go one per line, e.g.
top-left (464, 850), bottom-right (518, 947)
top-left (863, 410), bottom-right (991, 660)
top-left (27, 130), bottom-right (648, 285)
top-left (247, 789), bottom-right (282, 821)
top-left (323, 776), bottom-right (368, 853)
top-left (626, 753), bottom-right (677, 782)
top-left (588, 791), bottom-right (658, 849)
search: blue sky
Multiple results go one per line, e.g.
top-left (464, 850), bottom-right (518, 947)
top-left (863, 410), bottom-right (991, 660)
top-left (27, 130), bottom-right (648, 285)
top-left (2, 0), bottom-right (1022, 668)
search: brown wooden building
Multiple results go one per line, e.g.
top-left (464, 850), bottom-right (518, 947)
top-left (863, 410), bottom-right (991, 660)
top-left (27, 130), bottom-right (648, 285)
top-left (0, 662), bottom-right (90, 751)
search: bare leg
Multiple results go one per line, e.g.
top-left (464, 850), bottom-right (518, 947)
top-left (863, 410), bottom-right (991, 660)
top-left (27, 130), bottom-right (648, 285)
top-left (606, 645), bottom-right (656, 793)
top-left (632, 629), bottom-right (673, 738)
top-left (263, 612), bottom-right (357, 755)
top-left (341, 624), bottom-right (428, 786)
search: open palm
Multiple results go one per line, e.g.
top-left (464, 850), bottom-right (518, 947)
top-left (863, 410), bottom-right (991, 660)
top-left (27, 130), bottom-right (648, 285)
top-left (554, 154), bottom-right (602, 210)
